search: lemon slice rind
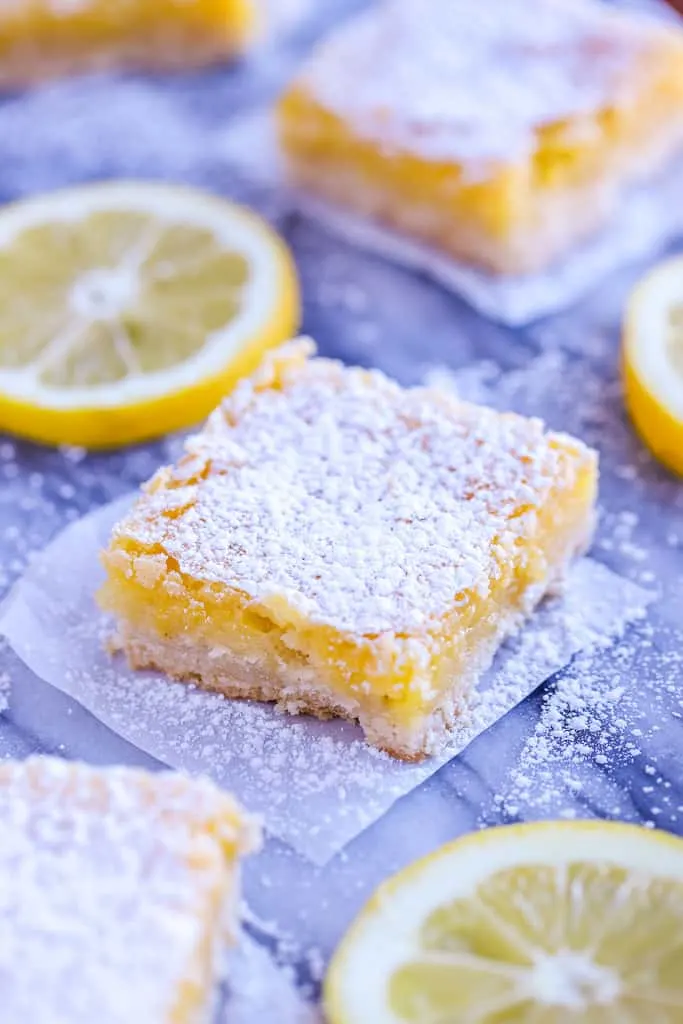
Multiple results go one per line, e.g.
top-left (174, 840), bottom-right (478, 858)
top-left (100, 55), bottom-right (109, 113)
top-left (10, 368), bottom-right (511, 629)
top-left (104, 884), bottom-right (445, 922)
top-left (623, 255), bottom-right (683, 476)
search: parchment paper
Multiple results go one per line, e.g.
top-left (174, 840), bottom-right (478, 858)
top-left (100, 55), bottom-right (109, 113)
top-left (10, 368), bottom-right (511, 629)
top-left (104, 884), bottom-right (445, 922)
top-left (0, 495), bottom-right (652, 865)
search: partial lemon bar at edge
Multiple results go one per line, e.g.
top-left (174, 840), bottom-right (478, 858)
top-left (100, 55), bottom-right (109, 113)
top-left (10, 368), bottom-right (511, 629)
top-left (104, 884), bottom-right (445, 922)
top-left (0, 0), bottom-right (258, 86)
top-left (0, 755), bottom-right (260, 1023)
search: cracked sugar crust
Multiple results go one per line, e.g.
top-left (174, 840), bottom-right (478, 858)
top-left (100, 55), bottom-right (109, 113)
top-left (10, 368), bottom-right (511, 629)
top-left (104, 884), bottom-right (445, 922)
top-left (296, 0), bottom-right (674, 165)
top-left (112, 339), bottom-right (596, 635)
top-left (0, 756), bottom-right (259, 1024)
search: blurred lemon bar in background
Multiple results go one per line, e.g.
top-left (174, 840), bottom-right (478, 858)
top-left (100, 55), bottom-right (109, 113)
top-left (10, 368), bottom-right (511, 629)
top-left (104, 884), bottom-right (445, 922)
top-left (0, 756), bottom-right (260, 1023)
top-left (277, 0), bottom-right (683, 275)
top-left (0, 181), bottom-right (300, 449)
top-left (0, 0), bottom-right (258, 86)
top-left (623, 254), bottom-right (683, 478)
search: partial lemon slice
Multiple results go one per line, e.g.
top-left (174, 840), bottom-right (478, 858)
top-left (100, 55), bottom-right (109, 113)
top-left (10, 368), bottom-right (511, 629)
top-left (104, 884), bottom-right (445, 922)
top-left (325, 821), bottom-right (683, 1024)
top-left (623, 255), bottom-right (683, 477)
top-left (0, 181), bottom-right (299, 448)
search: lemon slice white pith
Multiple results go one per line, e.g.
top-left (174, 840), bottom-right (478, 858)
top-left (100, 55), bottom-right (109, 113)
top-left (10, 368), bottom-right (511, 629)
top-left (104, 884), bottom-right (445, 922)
top-left (0, 181), bottom-right (300, 448)
top-left (325, 821), bottom-right (683, 1024)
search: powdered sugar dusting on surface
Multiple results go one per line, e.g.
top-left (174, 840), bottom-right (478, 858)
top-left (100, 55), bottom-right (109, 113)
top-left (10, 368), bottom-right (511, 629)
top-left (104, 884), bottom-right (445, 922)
top-left (0, 756), bottom-right (257, 1023)
top-left (112, 340), bottom-right (594, 633)
top-left (0, 79), bottom-right (208, 197)
top-left (298, 0), bottom-right (658, 165)
top-left (490, 627), bottom-right (683, 824)
top-left (422, 344), bottom-right (683, 831)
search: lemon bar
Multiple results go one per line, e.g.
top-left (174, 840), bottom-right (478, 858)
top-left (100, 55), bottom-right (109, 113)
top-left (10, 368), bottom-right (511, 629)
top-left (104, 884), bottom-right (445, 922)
top-left (277, 0), bottom-right (683, 275)
top-left (100, 339), bottom-right (598, 761)
top-left (0, 0), bottom-right (257, 86)
top-left (0, 756), bottom-right (259, 1023)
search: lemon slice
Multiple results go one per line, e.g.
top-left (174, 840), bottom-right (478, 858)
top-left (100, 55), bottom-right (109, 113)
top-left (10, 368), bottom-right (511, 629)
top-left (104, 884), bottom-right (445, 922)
top-left (0, 181), bottom-right (299, 448)
top-left (325, 821), bottom-right (683, 1024)
top-left (623, 255), bottom-right (683, 477)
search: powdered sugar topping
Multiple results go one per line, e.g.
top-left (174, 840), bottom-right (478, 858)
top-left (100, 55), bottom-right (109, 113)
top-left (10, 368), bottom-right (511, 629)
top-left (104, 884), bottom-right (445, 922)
top-left (299, 0), bottom-right (662, 164)
top-left (113, 340), bottom-right (594, 633)
top-left (0, 757), bottom-right (256, 1024)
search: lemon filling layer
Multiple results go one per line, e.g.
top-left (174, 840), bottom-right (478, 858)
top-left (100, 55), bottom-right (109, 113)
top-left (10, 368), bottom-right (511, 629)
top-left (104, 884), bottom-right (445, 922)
top-left (101, 461), bottom-right (594, 732)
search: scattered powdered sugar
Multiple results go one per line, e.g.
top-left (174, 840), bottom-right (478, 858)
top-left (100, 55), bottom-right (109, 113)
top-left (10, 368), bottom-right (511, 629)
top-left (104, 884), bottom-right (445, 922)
top-left (0, 420), bottom-right (183, 608)
top-left (495, 651), bottom-right (642, 819)
top-left (0, 78), bottom-right (210, 197)
top-left (299, 0), bottom-right (654, 165)
top-left (0, 491), bottom-right (650, 865)
top-left (0, 756), bottom-right (257, 1023)
top-left (423, 345), bottom-right (683, 589)
top-left (423, 361), bottom-right (503, 408)
top-left (223, 933), bottom-right (320, 1023)
top-left (491, 622), bottom-right (683, 825)
top-left (422, 347), bottom-right (657, 486)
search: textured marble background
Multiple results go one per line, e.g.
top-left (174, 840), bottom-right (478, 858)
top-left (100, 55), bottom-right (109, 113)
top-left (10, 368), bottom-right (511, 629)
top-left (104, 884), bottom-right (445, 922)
top-left (0, 0), bottom-right (682, 1007)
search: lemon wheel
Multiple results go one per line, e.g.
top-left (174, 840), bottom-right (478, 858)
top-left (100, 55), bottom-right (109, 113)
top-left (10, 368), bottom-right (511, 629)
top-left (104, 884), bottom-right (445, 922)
top-left (326, 821), bottom-right (683, 1023)
top-left (0, 181), bottom-right (300, 448)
